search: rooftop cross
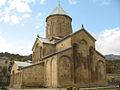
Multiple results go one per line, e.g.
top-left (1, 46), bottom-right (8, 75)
top-left (58, 0), bottom-right (61, 7)
top-left (81, 24), bottom-right (84, 29)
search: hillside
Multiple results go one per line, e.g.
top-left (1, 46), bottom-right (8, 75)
top-left (105, 54), bottom-right (120, 60)
top-left (105, 54), bottom-right (120, 74)
top-left (0, 52), bottom-right (32, 62)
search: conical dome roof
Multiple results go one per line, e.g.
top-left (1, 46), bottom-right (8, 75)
top-left (50, 5), bottom-right (69, 16)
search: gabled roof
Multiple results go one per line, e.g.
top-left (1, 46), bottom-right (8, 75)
top-left (55, 26), bottom-right (96, 44)
top-left (32, 37), bottom-right (55, 51)
top-left (14, 61), bottom-right (31, 68)
top-left (96, 50), bottom-right (105, 58)
top-left (70, 28), bottom-right (96, 41)
top-left (38, 37), bottom-right (55, 44)
top-left (50, 5), bottom-right (68, 16)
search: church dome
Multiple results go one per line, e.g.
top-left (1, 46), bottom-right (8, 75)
top-left (46, 4), bottom-right (72, 39)
top-left (50, 5), bottom-right (68, 16)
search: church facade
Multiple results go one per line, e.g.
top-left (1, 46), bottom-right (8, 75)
top-left (10, 5), bottom-right (106, 89)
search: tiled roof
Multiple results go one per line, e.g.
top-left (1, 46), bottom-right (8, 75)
top-left (14, 61), bottom-right (31, 68)
top-left (38, 37), bottom-right (55, 44)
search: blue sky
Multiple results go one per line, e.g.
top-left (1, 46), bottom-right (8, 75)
top-left (0, 0), bottom-right (120, 55)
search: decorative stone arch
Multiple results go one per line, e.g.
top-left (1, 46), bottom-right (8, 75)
top-left (58, 55), bottom-right (72, 63)
top-left (45, 59), bottom-right (51, 87)
top-left (89, 46), bottom-right (95, 56)
top-left (79, 39), bottom-right (88, 57)
top-left (58, 55), bottom-right (72, 86)
top-left (96, 60), bottom-right (105, 81)
top-left (35, 43), bottom-right (39, 49)
top-left (34, 43), bottom-right (43, 63)
top-left (79, 39), bottom-right (88, 45)
top-left (72, 42), bottom-right (79, 48)
top-left (45, 57), bottom-right (54, 87)
top-left (88, 46), bottom-right (95, 70)
top-left (72, 42), bottom-right (79, 64)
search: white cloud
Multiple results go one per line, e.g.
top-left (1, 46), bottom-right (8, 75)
top-left (35, 26), bottom-right (40, 29)
top-left (96, 27), bottom-right (120, 55)
top-left (0, 14), bottom-right (23, 24)
top-left (11, 15), bottom-right (20, 24)
top-left (0, 0), bottom-right (45, 24)
top-left (0, 33), bottom-right (32, 55)
top-left (8, 41), bottom-right (32, 55)
top-left (35, 12), bottom-right (43, 30)
top-left (37, 12), bottom-right (42, 17)
top-left (8, 0), bottom-right (31, 13)
top-left (68, 0), bottom-right (80, 5)
top-left (22, 14), bottom-right (31, 18)
top-left (0, 0), bottom-right (6, 7)
top-left (0, 0), bottom-right (33, 24)
top-left (0, 35), bottom-right (7, 49)
top-left (40, 0), bottom-right (46, 4)
top-left (1, 14), bottom-right (10, 23)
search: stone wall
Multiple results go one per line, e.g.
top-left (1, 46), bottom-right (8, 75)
top-left (22, 62), bottom-right (44, 88)
top-left (44, 55), bottom-right (58, 87)
top-left (9, 72), bottom-right (22, 89)
top-left (94, 51), bottom-right (107, 86)
top-left (46, 15), bottom-right (72, 38)
top-left (56, 37), bottom-right (71, 52)
top-left (57, 48), bottom-right (73, 87)
top-left (32, 39), bottom-right (42, 64)
top-left (11, 63), bottom-right (19, 74)
top-left (71, 30), bottom-right (95, 48)
top-left (43, 43), bottom-right (55, 56)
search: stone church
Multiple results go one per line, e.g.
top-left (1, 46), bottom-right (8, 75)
top-left (10, 4), bottom-right (106, 89)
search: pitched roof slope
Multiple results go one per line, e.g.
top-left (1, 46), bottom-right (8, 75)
top-left (50, 5), bottom-right (68, 16)
top-left (14, 61), bottom-right (31, 68)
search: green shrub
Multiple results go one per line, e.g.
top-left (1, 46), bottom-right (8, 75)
top-left (1, 86), bottom-right (8, 90)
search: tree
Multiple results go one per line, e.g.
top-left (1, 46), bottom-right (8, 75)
top-left (2, 66), bottom-right (8, 76)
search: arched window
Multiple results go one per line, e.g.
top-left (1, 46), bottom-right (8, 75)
top-left (47, 24), bottom-right (50, 35)
top-left (72, 43), bottom-right (79, 59)
top-left (96, 60), bottom-right (105, 80)
top-left (79, 39), bottom-right (88, 57)
top-left (73, 43), bottom-right (79, 52)
top-left (58, 56), bottom-right (72, 85)
top-left (59, 23), bottom-right (61, 33)
top-left (40, 46), bottom-right (42, 58)
top-left (34, 43), bottom-right (41, 62)
top-left (89, 46), bottom-right (94, 56)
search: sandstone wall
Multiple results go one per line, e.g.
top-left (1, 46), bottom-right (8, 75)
top-left (94, 51), bottom-right (106, 86)
top-left (9, 72), bottom-right (22, 89)
top-left (43, 43), bottom-right (55, 56)
top-left (22, 63), bottom-right (44, 88)
top-left (32, 39), bottom-right (42, 64)
top-left (56, 37), bottom-right (71, 52)
top-left (71, 30), bottom-right (95, 48)
top-left (44, 55), bottom-right (58, 87)
top-left (57, 48), bottom-right (73, 87)
top-left (46, 15), bottom-right (72, 38)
